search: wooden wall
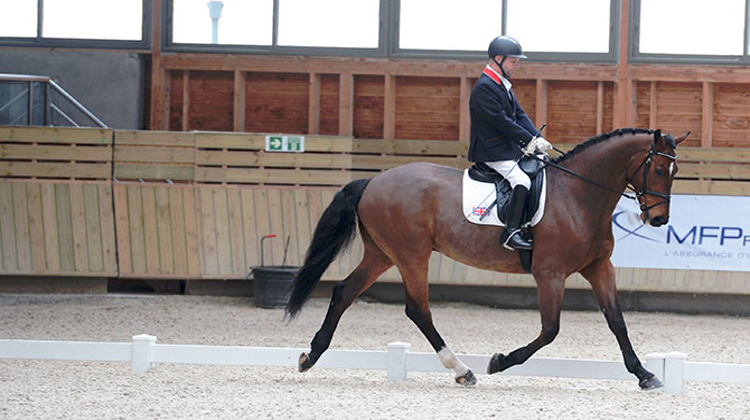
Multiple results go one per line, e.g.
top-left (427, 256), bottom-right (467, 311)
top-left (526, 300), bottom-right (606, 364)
top-left (2, 127), bottom-right (750, 296)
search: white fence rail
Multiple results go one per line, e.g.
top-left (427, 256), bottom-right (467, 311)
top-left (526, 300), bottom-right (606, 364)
top-left (2, 335), bottom-right (750, 394)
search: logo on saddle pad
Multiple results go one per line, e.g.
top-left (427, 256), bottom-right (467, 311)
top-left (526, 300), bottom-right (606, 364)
top-left (462, 169), bottom-right (546, 227)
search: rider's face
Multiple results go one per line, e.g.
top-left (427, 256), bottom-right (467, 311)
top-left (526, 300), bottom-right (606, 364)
top-left (503, 57), bottom-right (521, 77)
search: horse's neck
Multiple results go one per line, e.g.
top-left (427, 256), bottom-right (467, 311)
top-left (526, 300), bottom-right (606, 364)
top-left (555, 135), bottom-right (646, 214)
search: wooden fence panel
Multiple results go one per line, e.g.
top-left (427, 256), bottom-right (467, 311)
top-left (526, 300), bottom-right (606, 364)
top-left (0, 180), bottom-right (116, 276)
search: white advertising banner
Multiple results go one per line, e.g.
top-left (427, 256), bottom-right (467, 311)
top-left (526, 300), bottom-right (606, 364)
top-left (611, 194), bottom-right (750, 272)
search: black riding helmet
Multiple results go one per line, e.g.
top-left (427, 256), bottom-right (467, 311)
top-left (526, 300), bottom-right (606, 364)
top-left (488, 36), bottom-right (527, 79)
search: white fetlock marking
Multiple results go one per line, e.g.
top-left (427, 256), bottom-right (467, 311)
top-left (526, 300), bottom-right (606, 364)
top-left (438, 347), bottom-right (470, 377)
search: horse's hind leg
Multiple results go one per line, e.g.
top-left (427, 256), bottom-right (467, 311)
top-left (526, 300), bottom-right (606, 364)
top-left (581, 258), bottom-right (662, 390)
top-left (298, 239), bottom-right (393, 372)
top-left (397, 258), bottom-right (476, 386)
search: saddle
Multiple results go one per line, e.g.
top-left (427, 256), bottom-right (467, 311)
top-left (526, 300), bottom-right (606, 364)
top-left (467, 155), bottom-right (547, 273)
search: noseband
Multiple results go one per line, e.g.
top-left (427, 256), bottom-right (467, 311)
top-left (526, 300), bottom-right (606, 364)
top-left (628, 143), bottom-right (677, 221)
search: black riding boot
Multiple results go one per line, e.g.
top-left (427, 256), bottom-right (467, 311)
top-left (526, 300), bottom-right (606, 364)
top-left (500, 185), bottom-right (533, 251)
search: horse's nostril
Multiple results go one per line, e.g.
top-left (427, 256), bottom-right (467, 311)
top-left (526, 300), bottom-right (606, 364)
top-left (650, 215), bottom-right (668, 226)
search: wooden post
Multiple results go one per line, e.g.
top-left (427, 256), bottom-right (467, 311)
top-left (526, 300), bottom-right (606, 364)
top-left (181, 71), bottom-right (190, 132)
top-left (613, 0), bottom-right (630, 129)
top-left (234, 70), bottom-right (246, 132)
top-left (384, 74), bottom-right (396, 139)
top-left (308, 73), bottom-right (321, 135)
top-left (459, 76), bottom-right (471, 142)
top-left (596, 81), bottom-right (604, 133)
top-left (702, 81), bottom-right (713, 147)
top-left (148, 0), bottom-right (169, 131)
top-left (649, 81), bottom-right (657, 130)
top-left (535, 79), bottom-right (548, 128)
top-left (627, 80), bottom-right (637, 127)
top-left (339, 73), bottom-right (354, 136)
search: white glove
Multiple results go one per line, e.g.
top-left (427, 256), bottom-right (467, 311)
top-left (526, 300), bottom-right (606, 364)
top-left (523, 136), bottom-right (553, 155)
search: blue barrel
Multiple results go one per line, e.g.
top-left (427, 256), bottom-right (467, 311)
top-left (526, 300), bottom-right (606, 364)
top-left (251, 265), bottom-right (298, 309)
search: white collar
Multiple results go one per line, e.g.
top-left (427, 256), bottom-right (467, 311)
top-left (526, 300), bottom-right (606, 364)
top-left (485, 65), bottom-right (512, 92)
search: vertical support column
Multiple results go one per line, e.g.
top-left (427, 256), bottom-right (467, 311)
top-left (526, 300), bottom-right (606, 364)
top-left (596, 81), bottom-right (604, 133)
top-left (384, 74), bottom-right (396, 140)
top-left (149, 0), bottom-right (170, 130)
top-left (535, 79), bottom-right (548, 128)
top-left (386, 341), bottom-right (411, 381)
top-left (649, 81), bottom-right (657, 130)
top-left (234, 70), bottom-right (246, 132)
top-left (663, 352), bottom-right (687, 394)
top-left (701, 81), bottom-right (713, 147)
top-left (339, 73), bottom-right (354, 136)
top-left (132, 334), bottom-right (157, 373)
top-left (627, 80), bottom-right (637, 127)
top-left (181, 71), bottom-right (190, 132)
top-left (308, 73), bottom-right (321, 135)
top-left (459, 76), bottom-right (471, 142)
top-left (614, 0), bottom-right (630, 128)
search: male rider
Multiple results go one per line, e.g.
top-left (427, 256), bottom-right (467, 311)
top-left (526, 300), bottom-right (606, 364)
top-left (468, 35), bottom-right (552, 251)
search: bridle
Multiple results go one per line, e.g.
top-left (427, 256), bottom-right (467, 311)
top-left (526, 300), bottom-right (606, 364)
top-left (627, 142), bottom-right (677, 221)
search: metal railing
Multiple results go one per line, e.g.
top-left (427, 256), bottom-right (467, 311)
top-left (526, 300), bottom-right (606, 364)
top-left (0, 73), bottom-right (107, 128)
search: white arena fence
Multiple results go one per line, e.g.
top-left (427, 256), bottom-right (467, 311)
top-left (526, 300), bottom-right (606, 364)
top-left (1, 335), bottom-right (749, 394)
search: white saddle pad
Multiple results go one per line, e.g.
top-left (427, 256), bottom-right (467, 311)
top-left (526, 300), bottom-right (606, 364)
top-left (462, 169), bottom-right (546, 227)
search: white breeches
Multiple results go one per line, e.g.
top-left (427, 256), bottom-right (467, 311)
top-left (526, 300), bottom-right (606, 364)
top-left (485, 159), bottom-right (531, 189)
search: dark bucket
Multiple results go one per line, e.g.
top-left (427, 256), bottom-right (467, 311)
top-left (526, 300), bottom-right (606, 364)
top-left (251, 265), bottom-right (298, 309)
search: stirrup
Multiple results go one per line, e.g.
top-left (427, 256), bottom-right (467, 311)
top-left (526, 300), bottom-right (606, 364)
top-left (501, 229), bottom-right (532, 251)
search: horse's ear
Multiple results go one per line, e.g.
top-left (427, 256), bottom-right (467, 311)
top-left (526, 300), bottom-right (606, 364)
top-left (674, 131), bottom-right (691, 145)
top-left (653, 129), bottom-right (662, 144)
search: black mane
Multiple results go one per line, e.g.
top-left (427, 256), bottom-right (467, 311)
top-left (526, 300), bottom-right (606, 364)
top-left (551, 128), bottom-right (658, 164)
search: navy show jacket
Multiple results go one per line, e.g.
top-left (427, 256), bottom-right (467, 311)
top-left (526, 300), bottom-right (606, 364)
top-left (468, 68), bottom-right (538, 162)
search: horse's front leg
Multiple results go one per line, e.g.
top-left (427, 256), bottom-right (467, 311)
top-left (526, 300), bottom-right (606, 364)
top-left (487, 274), bottom-right (565, 374)
top-left (581, 259), bottom-right (663, 390)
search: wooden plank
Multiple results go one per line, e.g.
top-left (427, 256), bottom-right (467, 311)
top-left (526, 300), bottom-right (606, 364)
top-left (211, 188), bottom-right (233, 276)
top-left (141, 187), bottom-right (160, 274)
top-left (156, 187), bottom-right (174, 274)
top-left (98, 183), bottom-right (117, 275)
top-left (459, 77), bottom-right (471, 142)
top-left (0, 182), bottom-right (16, 271)
top-left (679, 147), bottom-right (750, 162)
top-left (115, 130), bottom-right (195, 147)
top-left (127, 186), bottom-right (147, 273)
top-left (168, 187), bottom-right (188, 274)
top-left (69, 183), bottom-right (89, 272)
top-left (280, 189), bottom-right (299, 266)
top-left (241, 188), bottom-right (260, 269)
top-left (196, 149), bottom-right (353, 168)
top-left (0, 162), bottom-right (111, 179)
top-left (11, 183), bottom-right (32, 271)
top-left (253, 188), bottom-right (272, 266)
top-left (114, 146), bottom-right (195, 163)
top-left (339, 73), bottom-right (354, 136)
top-left (114, 164), bottom-right (194, 181)
top-left (195, 132), bottom-right (353, 152)
top-left (308, 73), bottom-right (321, 134)
top-left (113, 185), bottom-right (132, 274)
top-left (702, 81), bottom-right (713, 147)
top-left (596, 81), bottom-right (604, 133)
top-left (83, 184), bottom-right (104, 272)
top-left (384, 74), bottom-right (396, 139)
top-left (40, 183), bottom-right (60, 271)
top-left (0, 126), bottom-right (112, 144)
top-left (293, 189), bottom-right (312, 268)
top-left (55, 184), bottom-right (75, 273)
top-left (26, 183), bottom-right (46, 273)
top-left (677, 163), bottom-right (750, 180)
top-left (352, 138), bottom-right (467, 155)
top-left (195, 167), bottom-right (357, 186)
top-left (199, 187), bottom-right (219, 275)
top-left (649, 81), bottom-right (657, 130)
top-left (0, 144), bottom-right (112, 161)
top-left (183, 187), bottom-right (201, 276)
top-left (227, 187), bottom-right (246, 276)
top-left (266, 189), bottom-right (285, 266)
top-left (234, 70), bottom-right (247, 132)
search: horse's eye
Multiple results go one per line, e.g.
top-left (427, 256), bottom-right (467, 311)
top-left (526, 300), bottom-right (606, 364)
top-left (655, 168), bottom-right (664, 176)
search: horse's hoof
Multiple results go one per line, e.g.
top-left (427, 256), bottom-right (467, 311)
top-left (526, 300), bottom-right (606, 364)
top-left (639, 375), bottom-right (663, 390)
top-left (455, 370), bottom-right (477, 387)
top-left (487, 353), bottom-right (508, 375)
top-left (298, 352), bottom-right (314, 373)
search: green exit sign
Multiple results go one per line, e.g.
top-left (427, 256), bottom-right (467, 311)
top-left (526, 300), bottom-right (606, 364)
top-left (265, 135), bottom-right (305, 152)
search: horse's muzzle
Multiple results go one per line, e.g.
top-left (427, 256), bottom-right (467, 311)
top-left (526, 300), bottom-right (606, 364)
top-left (648, 215), bottom-right (668, 227)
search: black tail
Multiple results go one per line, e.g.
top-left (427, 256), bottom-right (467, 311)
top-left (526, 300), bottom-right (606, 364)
top-left (285, 178), bottom-right (371, 319)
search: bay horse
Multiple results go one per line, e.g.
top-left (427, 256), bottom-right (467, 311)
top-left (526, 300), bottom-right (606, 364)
top-left (285, 128), bottom-right (689, 390)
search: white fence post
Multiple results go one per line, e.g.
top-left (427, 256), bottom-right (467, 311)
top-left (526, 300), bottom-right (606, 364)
top-left (132, 334), bottom-right (157, 373)
top-left (663, 352), bottom-right (687, 394)
top-left (386, 342), bottom-right (411, 381)
top-left (645, 352), bottom-right (665, 392)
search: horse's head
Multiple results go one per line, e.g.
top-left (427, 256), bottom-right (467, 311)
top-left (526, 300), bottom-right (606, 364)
top-left (629, 129), bottom-right (690, 227)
